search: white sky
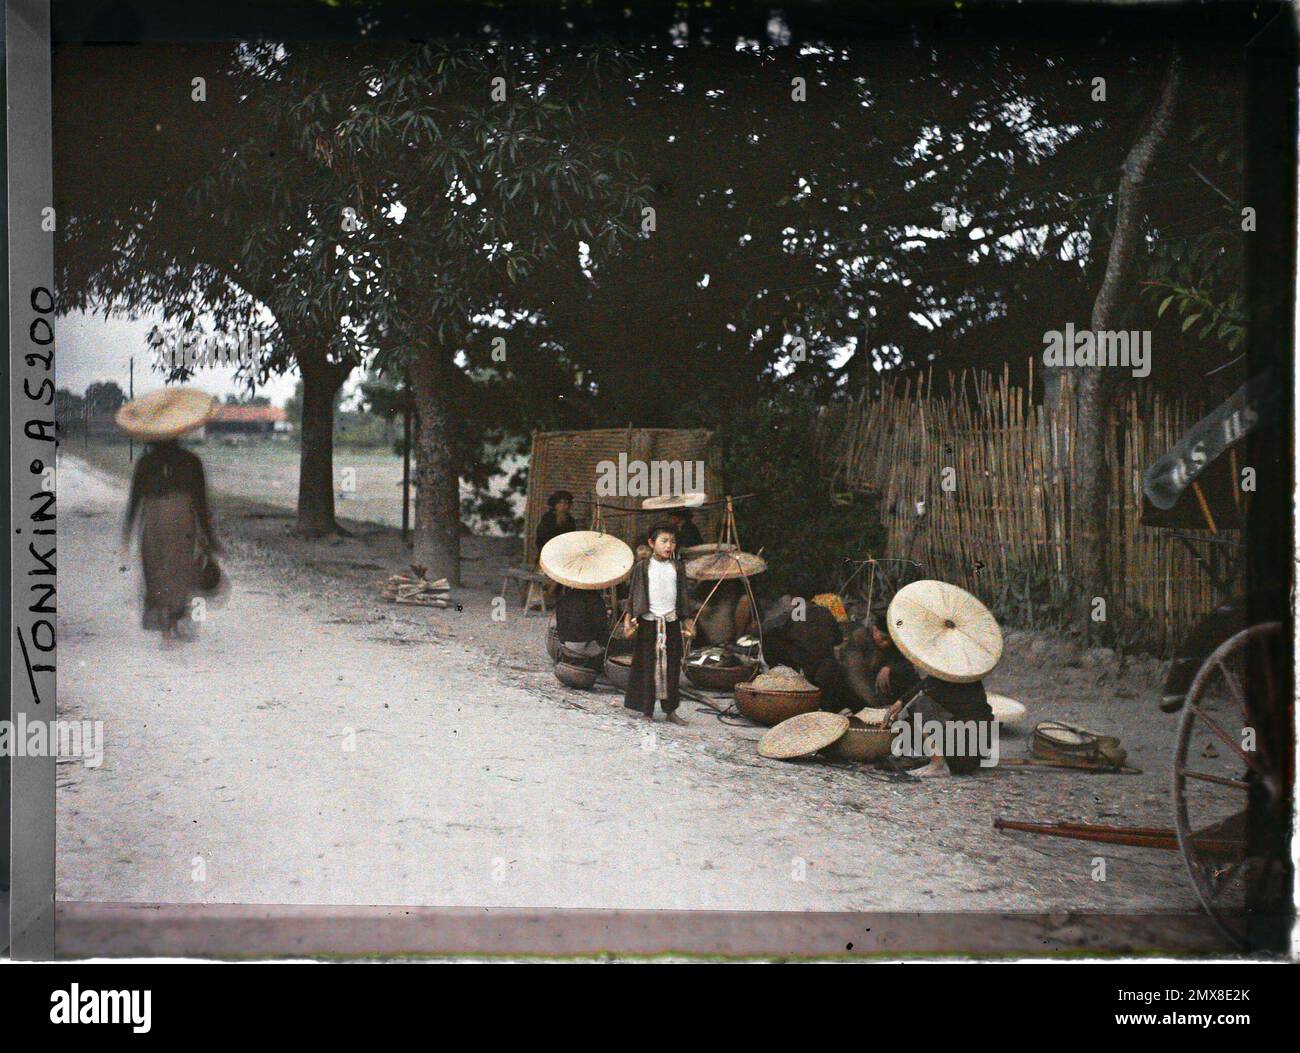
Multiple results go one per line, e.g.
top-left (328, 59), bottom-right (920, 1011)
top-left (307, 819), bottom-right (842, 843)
top-left (59, 308), bottom-right (300, 406)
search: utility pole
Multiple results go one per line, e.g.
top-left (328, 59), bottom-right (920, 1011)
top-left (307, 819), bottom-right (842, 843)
top-left (401, 370), bottom-right (412, 544)
top-left (128, 354), bottom-right (135, 463)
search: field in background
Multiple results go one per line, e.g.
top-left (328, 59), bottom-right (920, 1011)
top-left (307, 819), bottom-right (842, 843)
top-left (72, 438), bottom-right (526, 535)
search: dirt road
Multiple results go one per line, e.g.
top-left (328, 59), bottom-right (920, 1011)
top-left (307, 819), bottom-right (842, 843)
top-left (57, 453), bottom-right (1203, 921)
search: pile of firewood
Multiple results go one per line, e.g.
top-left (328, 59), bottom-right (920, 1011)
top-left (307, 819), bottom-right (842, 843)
top-left (378, 566), bottom-right (451, 607)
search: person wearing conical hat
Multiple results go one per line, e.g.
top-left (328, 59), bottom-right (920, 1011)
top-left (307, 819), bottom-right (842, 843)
top-left (118, 389), bottom-right (224, 642)
top-left (883, 582), bottom-right (1000, 778)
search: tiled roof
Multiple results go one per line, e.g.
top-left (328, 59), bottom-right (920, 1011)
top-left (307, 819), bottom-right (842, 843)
top-left (212, 405), bottom-right (287, 423)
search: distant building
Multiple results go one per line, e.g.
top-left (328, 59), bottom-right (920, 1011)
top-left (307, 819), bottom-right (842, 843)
top-left (208, 404), bottom-right (291, 437)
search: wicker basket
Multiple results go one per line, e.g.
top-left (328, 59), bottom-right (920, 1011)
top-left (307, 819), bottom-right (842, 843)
top-left (555, 661), bottom-right (599, 690)
top-left (822, 719), bottom-right (896, 762)
top-left (686, 658), bottom-right (757, 691)
top-left (735, 682), bottom-right (823, 726)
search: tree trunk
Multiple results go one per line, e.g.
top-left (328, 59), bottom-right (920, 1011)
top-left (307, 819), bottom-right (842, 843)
top-left (294, 356), bottom-right (352, 538)
top-left (409, 348), bottom-right (462, 585)
top-left (1073, 50), bottom-right (1182, 633)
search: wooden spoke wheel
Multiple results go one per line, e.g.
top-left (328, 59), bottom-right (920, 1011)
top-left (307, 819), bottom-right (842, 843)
top-left (1172, 622), bottom-right (1289, 949)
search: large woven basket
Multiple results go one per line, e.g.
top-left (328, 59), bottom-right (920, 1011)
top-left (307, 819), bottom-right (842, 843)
top-left (822, 718), bottom-right (896, 762)
top-left (685, 658), bottom-right (757, 691)
top-left (735, 682), bottom-right (822, 726)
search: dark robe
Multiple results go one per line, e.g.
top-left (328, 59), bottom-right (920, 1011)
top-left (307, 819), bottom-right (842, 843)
top-left (555, 587), bottom-right (609, 645)
top-left (913, 677), bottom-right (994, 774)
top-left (622, 557), bottom-right (690, 716)
top-left (624, 619), bottom-right (684, 716)
top-left (673, 519), bottom-right (704, 549)
top-left (919, 676), bottom-right (993, 722)
top-left (762, 601), bottom-right (841, 677)
top-left (123, 442), bottom-right (220, 632)
top-left (535, 510), bottom-right (576, 555)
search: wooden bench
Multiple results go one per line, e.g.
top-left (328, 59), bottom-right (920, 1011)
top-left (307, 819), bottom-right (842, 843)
top-left (501, 566), bottom-right (547, 615)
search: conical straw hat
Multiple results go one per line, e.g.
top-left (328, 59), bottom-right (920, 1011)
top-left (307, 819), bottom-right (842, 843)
top-left (116, 387), bottom-right (218, 440)
top-left (886, 580), bottom-right (1002, 683)
top-left (758, 711), bottom-right (850, 760)
top-left (642, 492), bottom-right (706, 510)
top-left (685, 550), bottom-right (766, 581)
top-left (540, 531), bottom-right (634, 590)
top-left (986, 692), bottom-right (1026, 725)
top-left (680, 541), bottom-right (737, 559)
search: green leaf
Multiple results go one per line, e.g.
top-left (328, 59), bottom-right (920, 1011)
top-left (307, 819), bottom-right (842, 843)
top-left (1157, 294), bottom-right (1174, 318)
top-left (1181, 313), bottom-right (1201, 333)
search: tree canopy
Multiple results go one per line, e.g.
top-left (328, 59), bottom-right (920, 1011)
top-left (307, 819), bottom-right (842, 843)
top-left (54, 7), bottom-right (1258, 583)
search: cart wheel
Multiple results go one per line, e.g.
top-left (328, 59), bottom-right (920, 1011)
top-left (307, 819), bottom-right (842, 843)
top-left (1172, 621), bottom-right (1287, 949)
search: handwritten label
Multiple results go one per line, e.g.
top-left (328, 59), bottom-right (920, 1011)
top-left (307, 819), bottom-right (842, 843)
top-left (18, 287), bottom-right (57, 705)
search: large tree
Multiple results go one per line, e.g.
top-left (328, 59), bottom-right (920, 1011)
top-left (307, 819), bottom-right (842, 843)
top-left (55, 43), bottom-right (371, 537)
top-left (508, 28), bottom-right (1180, 431)
top-left (1070, 51), bottom-right (1183, 627)
top-left (290, 40), bottom-right (650, 582)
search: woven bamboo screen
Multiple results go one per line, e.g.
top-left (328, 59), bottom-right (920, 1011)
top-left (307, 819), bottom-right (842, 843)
top-left (524, 428), bottom-right (722, 565)
top-left (835, 363), bottom-right (1220, 655)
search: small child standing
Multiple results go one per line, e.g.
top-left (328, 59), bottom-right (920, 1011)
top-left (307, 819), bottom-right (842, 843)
top-left (622, 524), bottom-right (693, 723)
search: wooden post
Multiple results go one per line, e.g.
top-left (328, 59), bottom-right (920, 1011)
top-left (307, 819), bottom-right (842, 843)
top-left (128, 355), bottom-right (134, 463)
top-left (401, 371), bottom-right (412, 544)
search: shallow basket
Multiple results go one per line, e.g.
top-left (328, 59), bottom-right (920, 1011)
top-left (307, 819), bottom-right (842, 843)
top-left (685, 658), bottom-right (757, 692)
top-left (734, 682), bottom-right (823, 726)
top-left (555, 661), bottom-right (599, 690)
top-left (822, 719), bottom-right (896, 762)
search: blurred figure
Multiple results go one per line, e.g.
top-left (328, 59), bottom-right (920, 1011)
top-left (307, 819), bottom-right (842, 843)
top-left (123, 440), bottom-right (223, 640)
top-left (116, 388), bottom-right (224, 642)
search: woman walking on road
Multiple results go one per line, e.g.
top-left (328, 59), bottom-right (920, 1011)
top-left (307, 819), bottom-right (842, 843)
top-left (118, 388), bottom-right (225, 641)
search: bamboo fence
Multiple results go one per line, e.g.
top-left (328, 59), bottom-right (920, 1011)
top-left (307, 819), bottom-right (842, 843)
top-left (835, 363), bottom-right (1220, 655)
